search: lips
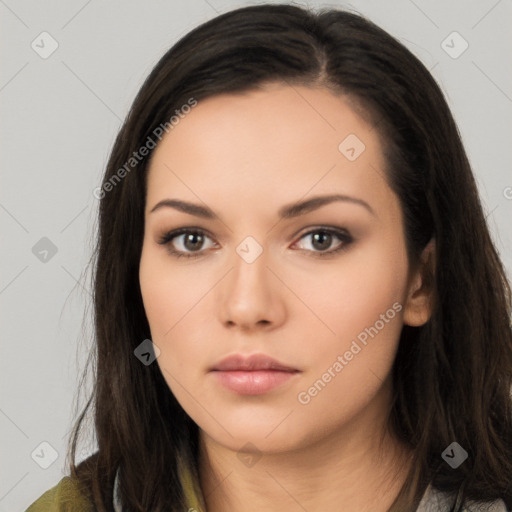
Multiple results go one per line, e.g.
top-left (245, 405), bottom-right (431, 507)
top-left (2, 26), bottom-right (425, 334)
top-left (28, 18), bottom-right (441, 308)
top-left (210, 353), bottom-right (299, 372)
top-left (209, 354), bottom-right (300, 395)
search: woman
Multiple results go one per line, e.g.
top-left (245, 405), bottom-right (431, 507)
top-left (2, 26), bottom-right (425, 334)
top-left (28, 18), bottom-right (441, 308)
top-left (26, 4), bottom-right (512, 511)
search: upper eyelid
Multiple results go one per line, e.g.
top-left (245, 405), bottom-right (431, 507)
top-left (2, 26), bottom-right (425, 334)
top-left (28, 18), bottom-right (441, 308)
top-left (159, 226), bottom-right (351, 250)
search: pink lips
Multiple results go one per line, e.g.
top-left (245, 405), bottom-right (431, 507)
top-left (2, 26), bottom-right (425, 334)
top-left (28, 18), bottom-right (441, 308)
top-left (209, 354), bottom-right (300, 395)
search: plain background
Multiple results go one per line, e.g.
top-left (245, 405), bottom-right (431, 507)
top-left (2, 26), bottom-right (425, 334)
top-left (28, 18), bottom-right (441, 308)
top-left (1, 1), bottom-right (511, 510)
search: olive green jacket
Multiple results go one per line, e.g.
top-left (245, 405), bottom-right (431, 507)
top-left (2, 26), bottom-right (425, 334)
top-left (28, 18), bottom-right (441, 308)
top-left (25, 460), bottom-right (204, 512)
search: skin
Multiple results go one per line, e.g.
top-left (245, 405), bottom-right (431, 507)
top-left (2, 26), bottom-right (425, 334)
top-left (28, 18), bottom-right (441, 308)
top-left (139, 82), bottom-right (434, 512)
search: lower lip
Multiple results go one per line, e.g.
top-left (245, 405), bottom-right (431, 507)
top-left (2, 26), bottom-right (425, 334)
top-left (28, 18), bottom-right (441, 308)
top-left (212, 370), bottom-right (298, 395)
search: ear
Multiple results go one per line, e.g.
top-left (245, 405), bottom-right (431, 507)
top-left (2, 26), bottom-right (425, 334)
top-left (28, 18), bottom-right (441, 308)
top-left (403, 238), bottom-right (436, 327)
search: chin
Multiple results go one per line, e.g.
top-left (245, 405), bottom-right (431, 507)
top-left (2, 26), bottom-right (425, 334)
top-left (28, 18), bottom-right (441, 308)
top-left (197, 413), bottom-right (315, 455)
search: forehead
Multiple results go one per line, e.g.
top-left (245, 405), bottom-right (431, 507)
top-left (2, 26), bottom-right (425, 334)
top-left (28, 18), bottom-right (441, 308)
top-left (145, 83), bottom-right (394, 220)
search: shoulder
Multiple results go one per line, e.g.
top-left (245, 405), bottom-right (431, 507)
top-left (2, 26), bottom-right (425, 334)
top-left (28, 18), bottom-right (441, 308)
top-left (417, 484), bottom-right (509, 512)
top-left (25, 476), bottom-right (94, 512)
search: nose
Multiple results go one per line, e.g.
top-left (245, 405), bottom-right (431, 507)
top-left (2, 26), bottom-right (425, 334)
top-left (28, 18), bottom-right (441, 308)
top-left (218, 244), bottom-right (286, 332)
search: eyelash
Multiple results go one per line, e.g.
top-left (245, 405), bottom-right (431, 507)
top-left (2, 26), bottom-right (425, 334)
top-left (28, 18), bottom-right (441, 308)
top-left (157, 226), bottom-right (354, 259)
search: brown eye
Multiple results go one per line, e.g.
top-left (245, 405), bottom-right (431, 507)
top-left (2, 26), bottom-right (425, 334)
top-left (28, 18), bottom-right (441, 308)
top-left (158, 228), bottom-right (216, 258)
top-left (293, 228), bottom-right (353, 256)
top-left (311, 231), bottom-right (333, 251)
top-left (182, 232), bottom-right (205, 251)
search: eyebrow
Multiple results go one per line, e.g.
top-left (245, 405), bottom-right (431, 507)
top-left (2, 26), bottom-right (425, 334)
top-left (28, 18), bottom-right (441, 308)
top-left (149, 194), bottom-right (376, 219)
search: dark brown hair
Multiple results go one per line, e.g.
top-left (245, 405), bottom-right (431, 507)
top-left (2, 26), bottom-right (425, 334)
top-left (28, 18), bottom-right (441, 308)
top-left (67, 4), bottom-right (512, 511)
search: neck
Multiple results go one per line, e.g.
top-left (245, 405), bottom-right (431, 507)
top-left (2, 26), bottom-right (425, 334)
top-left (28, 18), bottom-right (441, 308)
top-left (198, 389), bottom-right (413, 511)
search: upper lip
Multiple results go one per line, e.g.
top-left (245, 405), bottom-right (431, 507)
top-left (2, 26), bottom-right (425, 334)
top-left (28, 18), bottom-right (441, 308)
top-left (210, 354), bottom-right (299, 372)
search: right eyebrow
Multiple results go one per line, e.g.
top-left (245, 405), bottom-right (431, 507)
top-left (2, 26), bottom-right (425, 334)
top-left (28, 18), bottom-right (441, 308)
top-left (150, 199), bottom-right (216, 219)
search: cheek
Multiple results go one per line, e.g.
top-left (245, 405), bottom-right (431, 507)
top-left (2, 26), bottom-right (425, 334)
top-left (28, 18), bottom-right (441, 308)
top-left (291, 234), bottom-right (409, 348)
top-left (139, 242), bottom-right (211, 338)
top-left (139, 243), bottom-right (216, 387)
top-left (335, 257), bottom-right (406, 340)
top-left (290, 234), bottom-right (408, 406)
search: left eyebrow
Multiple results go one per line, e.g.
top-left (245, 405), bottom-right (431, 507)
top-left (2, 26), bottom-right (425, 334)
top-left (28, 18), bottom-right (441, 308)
top-left (149, 193), bottom-right (376, 219)
top-left (278, 194), bottom-right (376, 219)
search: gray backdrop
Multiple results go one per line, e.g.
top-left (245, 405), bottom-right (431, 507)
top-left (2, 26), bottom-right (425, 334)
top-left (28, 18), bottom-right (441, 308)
top-left (1, 1), bottom-right (511, 510)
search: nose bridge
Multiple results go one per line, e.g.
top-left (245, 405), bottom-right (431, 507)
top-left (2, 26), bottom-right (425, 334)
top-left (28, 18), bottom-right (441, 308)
top-left (218, 233), bottom-right (284, 329)
top-left (229, 234), bottom-right (270, 300)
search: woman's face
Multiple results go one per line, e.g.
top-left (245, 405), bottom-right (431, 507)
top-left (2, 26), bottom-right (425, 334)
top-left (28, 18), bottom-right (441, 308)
top-left (139, 83), bottom-right (428, 454)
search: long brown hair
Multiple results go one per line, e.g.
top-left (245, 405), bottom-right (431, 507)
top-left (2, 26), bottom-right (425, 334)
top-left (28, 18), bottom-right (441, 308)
top-left (67, 4), bottom-right (512, 511)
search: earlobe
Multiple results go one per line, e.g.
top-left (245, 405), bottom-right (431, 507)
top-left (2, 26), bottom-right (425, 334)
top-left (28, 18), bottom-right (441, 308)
top-left (403, 238), bottom-right (436, 327)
